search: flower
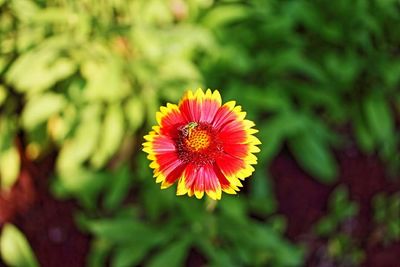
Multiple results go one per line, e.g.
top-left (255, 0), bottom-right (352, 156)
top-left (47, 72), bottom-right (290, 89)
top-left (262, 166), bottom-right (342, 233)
top-left (143, 89), bottom-right (260, 200)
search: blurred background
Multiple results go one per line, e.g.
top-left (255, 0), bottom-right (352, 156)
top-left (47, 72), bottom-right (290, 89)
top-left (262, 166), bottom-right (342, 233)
top-left (0, 0), bottom-right (400, 266)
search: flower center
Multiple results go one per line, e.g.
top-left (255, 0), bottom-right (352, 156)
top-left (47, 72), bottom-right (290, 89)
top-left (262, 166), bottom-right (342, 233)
top-left (184, 128), bottom-right (211, 152)
top-left (176, 122), bottom-right (222, 166)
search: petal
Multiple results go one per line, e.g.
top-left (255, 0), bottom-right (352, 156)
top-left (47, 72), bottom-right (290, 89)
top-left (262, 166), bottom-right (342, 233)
top-left (152, 135), bottom-right (176, 154)
top-left (211, 101), bottom-right (238, 129)
top-left (178, 89), bottom-right (222, 124)
top-left (200, 89), bottom-right (222, 123)
top-left (216, 153), bottom-right (246, 178)
top-left (161, 163), bottom-right (187, 189)
top-left (179, 90), bottom-right (202, 122)
top-left (182, 163), bottom-right (222, 200)
top-left (157, 103), bottom-right (186, 136)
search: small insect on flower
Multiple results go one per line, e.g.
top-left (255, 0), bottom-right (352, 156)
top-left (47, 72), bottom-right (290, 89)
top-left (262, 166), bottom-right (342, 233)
top-left (142, 89), bottom-right (261, 200)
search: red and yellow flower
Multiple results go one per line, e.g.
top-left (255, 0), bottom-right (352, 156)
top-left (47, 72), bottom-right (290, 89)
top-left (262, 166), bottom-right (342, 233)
top-left (143, 89), bottom-right (260, 200)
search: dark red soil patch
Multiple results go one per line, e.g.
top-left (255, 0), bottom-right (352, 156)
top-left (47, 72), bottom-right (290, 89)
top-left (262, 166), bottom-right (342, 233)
top-left (271, 146), bottom-right (400, 267)
top-left (0, 141), bottom-right (90, 267)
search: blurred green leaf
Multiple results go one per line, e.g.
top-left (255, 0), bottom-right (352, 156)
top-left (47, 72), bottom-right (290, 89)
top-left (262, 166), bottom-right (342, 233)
top-left (147, 237), bottom-right (191, 267)
top-left (315, 216), bottom-right (337, 237)
top-left (88, 218), bottom-right (155, 244)
top-left (0, 224), bottom-right (39, 267)
top-left (57, 104), bottom-right (101, 172)
top-left (87, 239), bottom-right (111, 267)
top-left (354, 113), bottom-right (375, 153)
top-left (22, 93), bottom-right (67, 130)
top-left (0, 117), bottom-right (20, 190)
top-left (0, 85), bottom-right (6, 106)
top-left (364, 93), bottom-right (395, 146)
top-left (289, 133), bottom-right (338, 183)
top-left (91, 104), bottom-right (125, 168)
top-left (125, 97), bottom-right (144, 131)
top-left (103, 165), bottom-right (132, 211)
top-left (202, 4), bottom-right (249, 28)
top-left (10, 0), bottom-right (39, 22)
top-left (0, 144), bottom-right (20, 189)
top-left (112, 244), bottom-right (151, 267)
top-left (82, 56), bottom-right (129, 102)
top-left (6, 36), bottom-right (76, 93)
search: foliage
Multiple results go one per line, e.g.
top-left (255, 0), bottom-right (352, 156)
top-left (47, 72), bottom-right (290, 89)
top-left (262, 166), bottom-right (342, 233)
top-left (202, 0), bottom-right (400, 182)
top-left (313, 186), bottom-right (364, 266)
top-left (78, 154), bottom-right (302, 267)
top-left (0, 224), bottom-right (39, 267)
top-left (1, 0), bottom-right (212, 192)
top-left (1, 0), bottom-right (400, 266)
top-left (373, 192), bottom-right (400, 244)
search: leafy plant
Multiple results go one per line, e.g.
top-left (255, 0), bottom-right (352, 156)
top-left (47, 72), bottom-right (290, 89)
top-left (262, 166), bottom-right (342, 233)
top-left (201, 0), bottom-right (400, 183)
top-left (313, 186), bottom-right (363, 266)
top-left (373, 192), bottom-right (400, 244)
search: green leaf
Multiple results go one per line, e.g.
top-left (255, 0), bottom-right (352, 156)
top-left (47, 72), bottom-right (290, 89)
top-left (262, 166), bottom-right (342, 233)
top-left (315, 216), bottom-right (337, 237)
top-left (112, 243), bottom-right (152, 267)
top-left (90, 104), bottom-right (125, 168)
top-left (88, 219), bottom-right (155, 244)
top-left (364, 93), bottom-right (394, 145)
top-left (57, 104), bottom-right (101, 172)
top-left (82, 56), bottom-right (129, 102)
top-left (103, 165), bottom-right (131, 211)
top-left (354, 113), bottom-right (375, 153)
top-left (202, 5), bottom-right (249, 28)
top-left (147, 237), bottom-right (191, 267)
top-left (0, 118), bottom-right (20, 190)
top-left (125, 97), bottom-right (144, 131)
top-left (289, 133), bottom-right (338, 183)
top-left (7, 36), bottom-right (76, 93)
top-left (0, 85), bottom-right (6, 107)
top-left (0, 145), bottom-right (20, 189)
top-left (0, 224), bottom-right (39, 267)
top-left (22, 93), bottom-right (67, 130)
top-left (87, 239), bottom-right (111, 267)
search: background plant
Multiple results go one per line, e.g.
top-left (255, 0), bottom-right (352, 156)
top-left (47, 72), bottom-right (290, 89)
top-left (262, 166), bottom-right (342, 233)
top-left (0, 0), bottom-right (399, 266)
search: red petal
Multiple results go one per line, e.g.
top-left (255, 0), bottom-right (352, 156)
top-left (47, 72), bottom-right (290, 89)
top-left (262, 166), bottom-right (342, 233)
top-left (213, 163), bottom-right (231, 189)
top-left (152, 135), bottom-right (176, 154)
top-left (179, 98), bottom-right (201, 122)
top-left (212, 105), bottom-right (237, 129)
top-left (156, 152), bottom-right (181, 174)
top-left (215, 153), bottom-right (245, 177)
top-left (165, 163), bottom-right (187, 185)
top-left (184, 163), bottom-right (220, 193)
top-left (200, 98), bottom-right (220, 123)
top-left (159, 109), bottom-right (186, 136)
top-left (221, 143), bottom-right (249, 160)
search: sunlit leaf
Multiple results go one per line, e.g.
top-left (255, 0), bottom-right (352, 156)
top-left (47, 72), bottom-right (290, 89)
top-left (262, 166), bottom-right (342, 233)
top-left (57, 104), bottom-right (101, 172)
top-left (125, 97), bottom-right (145, 131)
top-left (202, 4), bottom-right (249, 27)
top-left (91, 104), bottom-right (125, 168)
top-left (0, 145), bottom-right (20, 189)
top-left (0, 224), bottom-right (39, 267)
top-left (0, 85), bottom-right (6, 107)
top-left (22, 93), bottom-right (67, 130)
top-left (7, 36), bottom-right (76, 93)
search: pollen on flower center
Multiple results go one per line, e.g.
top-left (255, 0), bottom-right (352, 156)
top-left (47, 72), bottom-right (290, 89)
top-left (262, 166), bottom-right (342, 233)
top-left (184, 128), bottom-right (211, 152)
top-left (176, 122), bottom-right (222, 166)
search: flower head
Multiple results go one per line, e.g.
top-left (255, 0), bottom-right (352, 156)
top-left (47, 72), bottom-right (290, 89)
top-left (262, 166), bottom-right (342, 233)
top-left (143, 89), bottom-right (260, 200)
